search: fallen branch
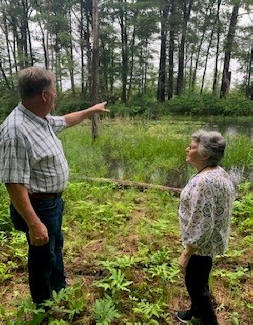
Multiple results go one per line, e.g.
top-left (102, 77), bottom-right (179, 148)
top-left (70, 176), bottom-right (182, 196)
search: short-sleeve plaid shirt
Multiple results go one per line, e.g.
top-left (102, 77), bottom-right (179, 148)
top-left (0, 104), bottom-right (69, 193)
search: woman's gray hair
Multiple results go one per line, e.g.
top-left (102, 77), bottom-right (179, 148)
top-left (192, 130), bottom-right (226, 166)
top-left (18, 67), bottom-right (55, 100)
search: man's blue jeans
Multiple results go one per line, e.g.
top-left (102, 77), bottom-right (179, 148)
top-left (10, 197), bottom-right (66, 304)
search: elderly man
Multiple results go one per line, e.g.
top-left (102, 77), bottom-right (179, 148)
top-left (0, 67), bottom-right (108, 304)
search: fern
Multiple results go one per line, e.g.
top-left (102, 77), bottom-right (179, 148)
top-left (93, 296), bottom-right (121, 325)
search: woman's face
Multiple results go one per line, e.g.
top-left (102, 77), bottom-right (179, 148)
top-left (185, 141), bottom-right (207, 167)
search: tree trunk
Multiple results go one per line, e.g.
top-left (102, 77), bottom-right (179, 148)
top-left (157, 0), bottom-right (169, 102)
top-left (2, 11), bottom-right (14, 88)
top-left (212, 0), bottom-right (222, 93)
top-left (220, 4), bottom-right (240, 98)
top-left (127, 17), bottom-right (136, 100)
top-left (80, 0), bottom-right (85, 94)
top-left (21, 0), bottom-right (29, 67)
top-left (200, 24), bottom-right (215, 94)
top-left (11, 27), bottom-right (18, 73)
top-left (143, 38), bottom-right (149, 94)
top-left (91, 0), bottom-right (100, 141)
top-left (168, 0), bottom-right (175, 100)
top-left (188, 50), bottom-right (193, 88)
top-left (100, 37), bottom-right (109, 96)
top-left (246, 47), bottom-right (252, 99)
top-left (39, 20), bottom-right (49, 68)
top-left (119, 1), bottom-right (128, 104)
top-left (85, 2), bottom-right (92, 99)
top-left (192, 0), bottom-right (214, 89)
top-left (68, 8), bottom-right (75, 95)
top-left (176, 0), bottom-right (193, 95)
top-left (110, 46), bottom-right (114, 95)
top-left (25, 0), bottom-right (34, 66)
top-left (0, 58), bottom-right (10, 89)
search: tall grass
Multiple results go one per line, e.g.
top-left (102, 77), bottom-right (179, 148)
top-left (61, 119), bottom-right (252, 186)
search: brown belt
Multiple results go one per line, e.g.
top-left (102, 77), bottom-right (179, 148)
top-left (29, 192), bottom-right (62, 200)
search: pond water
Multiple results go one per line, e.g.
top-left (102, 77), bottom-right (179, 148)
top-left (204, 120), bottom-right (253, 140)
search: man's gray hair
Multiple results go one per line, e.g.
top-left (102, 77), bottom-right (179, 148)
top-left (18, 67), bottom-right (55, 100)
top-left (192, 130), bottom-right (226, 166)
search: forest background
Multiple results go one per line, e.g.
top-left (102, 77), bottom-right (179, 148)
top-left (0, 0), bottom-right (252, 119)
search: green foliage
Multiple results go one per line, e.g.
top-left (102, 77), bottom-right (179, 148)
top-left (232, 182), bottom-right (253, 234)
top-left (165, 91), bottom-right (252, 116)
top-left (229, 312), bottom-right (240, 325)
top-left (0, 184), bottom-right (12, 232)
top-left (223, 136), bottom-right (253, 169)
top-left (213, 267), bottom-right (249, 289)
top-left (133, 299), bottom-right (167, 321)
top-left (95, 268), bottom-right (133, 295)
top-left (0, 89), bottom-right (18, 123)
top-left (7, 284), bottom-right (87, 324)
top-left (16, 297), bottom-right (45, 324)
top-left (93, 296), bottom-right (121, 325)
top-left (100, 255), bottom-right (136, 270)
top-left (42, 285), bottom-right (86, 321)
top-left (0, 262), bottom-right (16, 282)
top-left (54, 93), bottom-right (90, 115)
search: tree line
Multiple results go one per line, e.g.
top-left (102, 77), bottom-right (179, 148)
top-left (0, 0), bottom-right (252, 104)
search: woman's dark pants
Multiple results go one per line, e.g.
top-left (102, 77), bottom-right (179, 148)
top-left (10, 198), bottom-right (66, 305)
top-left (185, 254), bottom-right (218, 325)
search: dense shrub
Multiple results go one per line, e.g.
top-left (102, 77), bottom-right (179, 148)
top-left (0, 86), bottom-right (252, 120)
top-left (166, 91), bottom-right (252, 116)
top-left (55, 92), bottom-right (91, 115)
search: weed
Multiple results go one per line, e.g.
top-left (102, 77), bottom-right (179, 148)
top-left (213, 267), bottom-right (248, 289)
top-left (93, 296), bottom-right (121, 325)
top-left (95, 268), bottom-right (133, 295)
top-left (133, 299), bottom-right (167, 321)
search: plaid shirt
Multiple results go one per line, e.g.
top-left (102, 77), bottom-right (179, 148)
top-left (0, 104), bottom-right (69, 193)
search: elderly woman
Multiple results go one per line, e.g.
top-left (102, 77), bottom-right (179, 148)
top-left (177, 130), bottom-right (235, 324)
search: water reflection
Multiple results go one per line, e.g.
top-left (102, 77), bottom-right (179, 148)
top-left (204, 121), bottom-right (253, 140)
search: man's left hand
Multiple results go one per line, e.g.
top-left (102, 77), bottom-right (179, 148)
top-left (92, 101), bottom-right (110, 113)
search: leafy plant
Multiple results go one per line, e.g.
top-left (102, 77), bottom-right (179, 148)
top-left (133, 299), bottom-right (167, 321)
top-left (93, 296), bottom-right (121, 325)
top-left (213, 267), bottom-right (248, 289)
top-left (95, 268), bottom-right (133, 295)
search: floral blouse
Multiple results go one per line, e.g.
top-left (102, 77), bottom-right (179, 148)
top-left (178, 167), bottom-right (235, 257)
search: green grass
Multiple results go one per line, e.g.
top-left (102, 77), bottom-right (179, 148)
top-left (60, 118), bottom-right (252, 186)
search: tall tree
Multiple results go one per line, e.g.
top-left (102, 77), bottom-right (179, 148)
top-left (191, 0), bottom-right (215, 89)
top-left (176, 0), bottom-right (193, 95)
top-left (157, 0), bottom-right (169, 102)
top-left (118, 0), bottom-right (129, 103)
top-left (212, 0), bottom-right (222, 93)
top-left (91, 0), bottom-right (100, 140)
top-left (168, 0), bottom-right (176, 100)
top-left (220, 2), bottom-right (240, 98)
